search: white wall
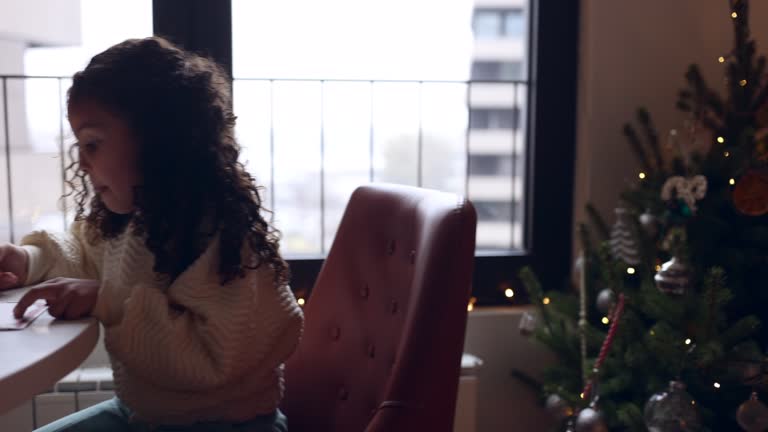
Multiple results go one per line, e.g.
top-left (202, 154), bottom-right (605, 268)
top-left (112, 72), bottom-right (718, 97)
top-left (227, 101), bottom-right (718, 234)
top-left (463, 307), bottom-right (555, 432)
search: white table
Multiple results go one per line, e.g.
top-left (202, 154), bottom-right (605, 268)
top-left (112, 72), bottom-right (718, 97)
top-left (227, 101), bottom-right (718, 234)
top-left (0, 287), bottom-right (99, 415)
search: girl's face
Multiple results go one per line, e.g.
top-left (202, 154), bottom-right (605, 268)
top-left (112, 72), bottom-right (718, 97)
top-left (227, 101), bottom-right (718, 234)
top-left (68, 101), bottom-right (141, 214)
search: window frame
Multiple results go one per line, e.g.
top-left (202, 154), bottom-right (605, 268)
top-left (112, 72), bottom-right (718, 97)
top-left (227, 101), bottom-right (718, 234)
top-left (152, 0), bottom-right (579, 304)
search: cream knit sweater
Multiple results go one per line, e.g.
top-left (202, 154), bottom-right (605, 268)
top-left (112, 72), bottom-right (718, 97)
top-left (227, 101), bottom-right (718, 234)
top-left (19, 221), bottom-right (304, 425)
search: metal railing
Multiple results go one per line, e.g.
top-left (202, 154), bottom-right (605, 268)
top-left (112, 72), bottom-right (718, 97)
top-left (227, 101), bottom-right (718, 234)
top-left (0, 75), bottom-right (528, 253)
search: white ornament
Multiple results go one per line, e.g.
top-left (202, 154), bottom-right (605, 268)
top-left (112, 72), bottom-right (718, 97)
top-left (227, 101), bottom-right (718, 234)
top-left (661, 175), bottom-right (707, 213)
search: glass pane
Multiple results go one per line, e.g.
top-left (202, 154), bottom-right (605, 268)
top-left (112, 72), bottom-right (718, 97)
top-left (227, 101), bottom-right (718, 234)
top-left (468, 82), bottom-right (527, 250)
top-left (504, 9), bottom-right (526, 37)
top-left (471, 62), bottom-right (500, 81)
top-left (233, 0), bottom-right (473, 81)
top-left (271, 81), bottom-right (323, 256)
top-left (473, 11), bottom-right (502, 38)
top-left (372, 82), bottom-right (421, 186)
top-left (233, 80), bottom-right (273, 209)
top-left (499, 61), bottom-right (524, 80)
top-left (233, 0), bottom-right (531, 254)
top-left (321, 81), bottom-right (372, 250)
top-left (420, 83), bottom-right (467, 195)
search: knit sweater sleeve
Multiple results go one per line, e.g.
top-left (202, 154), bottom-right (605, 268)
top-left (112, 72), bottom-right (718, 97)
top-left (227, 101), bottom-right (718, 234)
top-left (102, 240), bottom-right (304, 392)
top-left (19, 221), bottom-right (103, 284)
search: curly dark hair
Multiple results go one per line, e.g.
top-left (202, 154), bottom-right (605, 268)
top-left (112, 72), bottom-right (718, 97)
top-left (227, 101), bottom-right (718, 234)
top-left (65, 36), bottom-right (289, 287)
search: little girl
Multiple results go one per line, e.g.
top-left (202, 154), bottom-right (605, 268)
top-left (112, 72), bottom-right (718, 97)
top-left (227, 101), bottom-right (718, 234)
top-left (0, 37), bottom-right (303, 431)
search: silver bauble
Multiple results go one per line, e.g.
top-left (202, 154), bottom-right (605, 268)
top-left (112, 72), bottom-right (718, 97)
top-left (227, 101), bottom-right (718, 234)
top-left (639, 210), bottom-right (659, 237)
top-left (644, 381), bottom-right (702, 432)
top-left (545, 394), bottom-right (574, 420)
top-left (574, 406), bottom-right (609, 432)
top-left (596, 289), bottom-right (616, 314)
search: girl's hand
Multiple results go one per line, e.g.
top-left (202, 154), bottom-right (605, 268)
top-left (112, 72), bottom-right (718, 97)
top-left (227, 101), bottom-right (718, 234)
top-left (0, 243), bottom-right (28, 290)
top-left (14, 278), bottom-right (100, 320)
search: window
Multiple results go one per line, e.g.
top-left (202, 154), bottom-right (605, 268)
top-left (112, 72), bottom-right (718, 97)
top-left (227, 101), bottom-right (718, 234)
top-left (473, 10), bottom-right (502, 39)
top-left (504, 9), bottom-right (525, 37)
top-left (472, 8), bottom-right (525, 38)
top-left (471, 61), bottom-right (523, 81)
top-left (468, 154), bottom-right (524, 176)
top-left (469, 108), bottom-right (520, 130)
top-left (1, 0), bottom-right (579, 305)
top-left (474, 200), bottom-right (521, 222)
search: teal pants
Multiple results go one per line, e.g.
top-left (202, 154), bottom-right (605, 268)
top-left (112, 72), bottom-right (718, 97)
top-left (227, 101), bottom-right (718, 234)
top-left (34, 398), bottom-right (288, 432)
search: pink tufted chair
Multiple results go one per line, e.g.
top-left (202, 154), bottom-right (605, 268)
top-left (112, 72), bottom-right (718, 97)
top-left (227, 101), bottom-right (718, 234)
top-left (281, 183), bottom-right (477, 432)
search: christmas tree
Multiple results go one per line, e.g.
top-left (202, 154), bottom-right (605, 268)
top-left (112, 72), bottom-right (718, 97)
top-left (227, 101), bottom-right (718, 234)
top-left (522, 1), bottom-right (768, 430)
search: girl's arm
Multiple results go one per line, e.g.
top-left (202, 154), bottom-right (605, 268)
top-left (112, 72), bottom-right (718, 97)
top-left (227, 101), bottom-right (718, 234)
top-left (20, 221), bottom-right (103, 284)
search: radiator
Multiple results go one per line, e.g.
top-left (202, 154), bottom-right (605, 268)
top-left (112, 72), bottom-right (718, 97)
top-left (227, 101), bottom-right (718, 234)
top-left (0, 367), bottom-right (115, 431)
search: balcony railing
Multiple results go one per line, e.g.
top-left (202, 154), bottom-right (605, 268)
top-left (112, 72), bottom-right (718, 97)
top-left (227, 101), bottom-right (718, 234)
top-left (1, 75), bottom-right (528, 255)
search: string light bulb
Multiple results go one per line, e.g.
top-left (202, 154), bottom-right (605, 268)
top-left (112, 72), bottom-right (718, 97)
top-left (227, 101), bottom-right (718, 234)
top-left (467, 297), bottom-right (477, 311)
top-left (714, 382), bottom-right (721, 389)
top-left (298, 298), bottom-right (306, 306)
top-left (729, 178), bottom-right (736, 185)
top-left (580, 392), bottom-right (585, 399)
top-left (685, 338), bottom-right (692, 345)
top-left (732, 11), bottom-right (738, 18)
top-left (639, 172), bottom-right (646, 179)
top-left (627, 267), bottom-right (636, 275)
top-left (740, 79), bottom-right (748, 87)
top-left (717, 136), bottom-right (725, 144)
top-left (601, 317), bottom-right (610, 325)
top-left (655, 264), bottom-right (661, 271)
top-left (724, 151), bottom-right (730, 157)
top-left (542, 297), bottom-right (551, 305)
top-left (505, 288), bottom-right (514, 298)
top-left (718, 56), bottom-right (726, 63)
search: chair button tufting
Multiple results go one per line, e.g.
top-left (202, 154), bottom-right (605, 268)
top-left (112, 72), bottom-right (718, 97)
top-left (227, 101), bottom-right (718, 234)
top-left (360, 285), bottom-right (369, 299)
top-left (368, 344), bottom-right (376, 358)
top-left (387, 240), bottom-right (396, 255)
top-left (339, 388), bottom-right (349, 401)
top-left (330, 326), bottom-right (341, 340)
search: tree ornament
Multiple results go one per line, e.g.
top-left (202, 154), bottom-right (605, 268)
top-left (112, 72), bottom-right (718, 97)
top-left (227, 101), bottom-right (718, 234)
top-left (654, 256), bottom-right (692, 295)
top-left (661, 175), bottom-right (707, 215)
top-left (639, 209), bottom-right (659, 237)
top-left (595, 289), bottom-right (616, 314)
top-left (545, 394), bottom-right (574, 420)
top-left (575, 405), bottom-right (609, 432)
top-left (574, 255), bottom-right (585, 274)
top-left (518, 311), bottom-right (538, 336)
top-left (736, 392), bottom-right (768, 432)
top-left (609, 207), bottom-right (641, 265)
top-left (644, 380), bottom-right (702, 432)
top-left (733, 170), bottom-right (768, 216)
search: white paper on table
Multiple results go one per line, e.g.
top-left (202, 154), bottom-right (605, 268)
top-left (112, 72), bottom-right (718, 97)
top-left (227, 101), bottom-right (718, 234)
top-left (0, 300), bottom-right (48, 330)
top-left (0, 286), bottom-right (29, 303)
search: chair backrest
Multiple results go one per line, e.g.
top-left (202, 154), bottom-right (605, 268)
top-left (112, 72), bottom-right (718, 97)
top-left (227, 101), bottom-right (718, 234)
top-left (281, 183), bottom-right (477, 432)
